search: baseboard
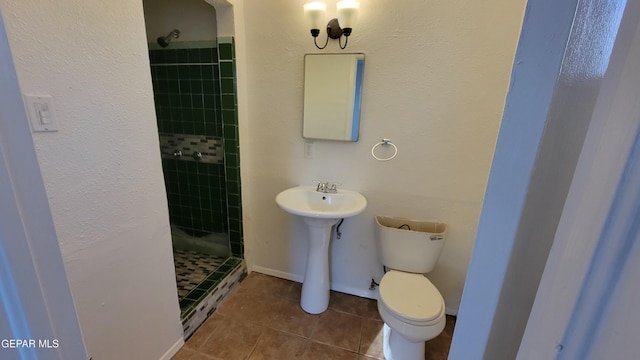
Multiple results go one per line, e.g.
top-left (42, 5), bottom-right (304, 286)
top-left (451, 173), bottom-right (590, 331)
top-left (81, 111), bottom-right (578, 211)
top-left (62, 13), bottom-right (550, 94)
top-left (250, 266), bottom-right (377, 300)
top-left (331, 282), bottom-right (377, 300)
top-left (250, 265), bottom-right (303, 282)
top-left (159, 337), bottom-right (184, 360)
top-left (251, 266), bottom-right (458, 315)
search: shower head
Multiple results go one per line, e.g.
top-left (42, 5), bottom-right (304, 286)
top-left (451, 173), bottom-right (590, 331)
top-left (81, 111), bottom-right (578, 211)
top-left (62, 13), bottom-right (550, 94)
top-left (157, 29), bottom-right (180, 48)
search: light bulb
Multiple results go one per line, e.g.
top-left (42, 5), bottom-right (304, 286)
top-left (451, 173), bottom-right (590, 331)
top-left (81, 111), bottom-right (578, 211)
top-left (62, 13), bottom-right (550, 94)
top-left (304, 2), bottom-right (327, 31)
top-left (337, 0), bottom-right (359, 30)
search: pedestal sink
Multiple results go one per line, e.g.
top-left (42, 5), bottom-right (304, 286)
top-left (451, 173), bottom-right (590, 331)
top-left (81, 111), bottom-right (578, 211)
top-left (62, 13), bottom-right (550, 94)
top-left (275, 185), bottom-right (367, 314)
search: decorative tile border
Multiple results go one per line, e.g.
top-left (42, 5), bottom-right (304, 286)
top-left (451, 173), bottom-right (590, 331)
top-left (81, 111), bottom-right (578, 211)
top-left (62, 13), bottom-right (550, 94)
top-left (217, 36), bottom-right (233, 45)
top-left (159, 133), bottom-right (223, 164)
top-left (181, 257), bottom-right (247, 339)
top-left (148, 40), bottom-right (218, 51)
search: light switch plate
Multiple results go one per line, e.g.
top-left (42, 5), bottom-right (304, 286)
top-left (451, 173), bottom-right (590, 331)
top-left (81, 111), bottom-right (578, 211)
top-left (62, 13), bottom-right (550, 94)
top-left (24, 94), bottom-right (58, 132)
top-left (304, 140), bottom-right (314, 159)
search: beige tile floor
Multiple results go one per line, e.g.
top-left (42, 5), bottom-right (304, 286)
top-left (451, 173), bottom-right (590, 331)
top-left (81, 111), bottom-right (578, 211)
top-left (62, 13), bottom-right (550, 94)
top-left (173, 272), bottom-right (456, 360)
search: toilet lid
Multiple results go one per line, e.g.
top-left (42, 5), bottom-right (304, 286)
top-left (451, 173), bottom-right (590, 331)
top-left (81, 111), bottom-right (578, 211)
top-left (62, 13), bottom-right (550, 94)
top-left (379, 270), bottom-right (443, 323)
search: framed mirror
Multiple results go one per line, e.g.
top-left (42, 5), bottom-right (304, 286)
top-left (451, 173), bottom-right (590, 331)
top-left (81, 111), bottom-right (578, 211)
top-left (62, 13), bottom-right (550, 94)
top-left (303, 53), bottom-right (365, 141)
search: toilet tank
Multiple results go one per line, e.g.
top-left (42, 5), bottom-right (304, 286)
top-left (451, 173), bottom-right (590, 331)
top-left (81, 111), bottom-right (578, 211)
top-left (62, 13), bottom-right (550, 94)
top-left (375, 216), bottom-right (448, 273)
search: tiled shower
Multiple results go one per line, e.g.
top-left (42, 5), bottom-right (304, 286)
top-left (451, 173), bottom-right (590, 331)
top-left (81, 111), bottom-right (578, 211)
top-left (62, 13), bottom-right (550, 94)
top-left (148, 38), bottom-right (246, 337)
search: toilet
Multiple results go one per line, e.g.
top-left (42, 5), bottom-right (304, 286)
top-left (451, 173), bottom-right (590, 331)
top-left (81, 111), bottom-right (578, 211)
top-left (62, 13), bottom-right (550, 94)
top-left (375, 216), bottom-right (448, 360)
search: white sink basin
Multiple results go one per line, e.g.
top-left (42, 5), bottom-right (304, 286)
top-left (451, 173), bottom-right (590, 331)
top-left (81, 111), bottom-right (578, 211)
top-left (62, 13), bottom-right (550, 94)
top-left (275, 185), bottom-right (367, 219)
top-left (275, 185), bottom-right (367, 314)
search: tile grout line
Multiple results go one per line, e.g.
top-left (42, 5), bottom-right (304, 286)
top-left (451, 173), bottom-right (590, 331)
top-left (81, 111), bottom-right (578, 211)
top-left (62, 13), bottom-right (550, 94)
top-left (299, 338), bottom-right (314, 360)
top-left (178, 273), bottom-right (455, 359)
top-left (244, 327), bottom-right (267, 360)
top-left (357, 314), bottom-right (365, 356)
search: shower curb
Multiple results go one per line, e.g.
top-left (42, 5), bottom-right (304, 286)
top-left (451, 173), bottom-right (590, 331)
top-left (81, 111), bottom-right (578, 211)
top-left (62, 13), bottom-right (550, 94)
top-left (181, 258), bottom-right (247, 339)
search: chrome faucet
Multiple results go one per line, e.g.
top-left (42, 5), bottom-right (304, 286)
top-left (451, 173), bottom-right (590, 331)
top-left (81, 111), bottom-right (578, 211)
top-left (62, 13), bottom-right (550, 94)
top-left (313, 181), bottom-right (338, 193)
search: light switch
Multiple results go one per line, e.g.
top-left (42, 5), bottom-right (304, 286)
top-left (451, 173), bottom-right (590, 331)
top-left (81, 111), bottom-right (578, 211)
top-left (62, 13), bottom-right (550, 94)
top-left (25, 95), bottom-right (58, 132)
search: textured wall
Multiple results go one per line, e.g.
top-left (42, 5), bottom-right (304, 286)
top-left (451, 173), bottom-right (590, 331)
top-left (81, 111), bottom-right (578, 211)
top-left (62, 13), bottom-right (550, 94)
top-left (237, 0), bottom-right (526, 313)
top-left (143, 0), bottom-right (217, 43)
top-left (452, 1), bottom-right (631, 358)
top-left (0, 0), bottom-right (183, 359)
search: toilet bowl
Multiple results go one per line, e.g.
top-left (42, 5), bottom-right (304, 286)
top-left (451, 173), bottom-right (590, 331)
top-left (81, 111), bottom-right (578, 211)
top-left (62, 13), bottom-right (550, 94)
top-left (374, 216), bottom-right (448, 360)
top-left (377, 270), bottom-right (445, 360)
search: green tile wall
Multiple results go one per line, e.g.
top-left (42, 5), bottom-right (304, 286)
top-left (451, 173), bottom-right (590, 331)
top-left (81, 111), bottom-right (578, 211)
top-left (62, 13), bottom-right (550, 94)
top-left (161, 158), bottom-right (227, 236)
top-left (218, 38), bottom-right (243, 257)
top-left (149, 46), bottom-right (220, 137)
top-left (149, 39), bottom-right (243, 257)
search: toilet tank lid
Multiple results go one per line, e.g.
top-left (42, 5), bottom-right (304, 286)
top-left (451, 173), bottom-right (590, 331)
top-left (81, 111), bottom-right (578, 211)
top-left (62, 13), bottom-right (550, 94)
top-left (379, 270), bottom-right (443, 322)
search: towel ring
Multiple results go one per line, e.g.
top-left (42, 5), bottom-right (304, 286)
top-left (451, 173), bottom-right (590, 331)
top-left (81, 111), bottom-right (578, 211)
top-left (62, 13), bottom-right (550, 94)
top-left (371, 139), bottom-right (398, 161)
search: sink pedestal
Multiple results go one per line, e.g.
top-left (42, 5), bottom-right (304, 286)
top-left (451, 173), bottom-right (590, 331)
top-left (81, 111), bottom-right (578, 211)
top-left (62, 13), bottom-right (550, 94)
top-left (275, 185), bottom-right (367, 314)
top-left (300, 217), bottom-right (340, 314)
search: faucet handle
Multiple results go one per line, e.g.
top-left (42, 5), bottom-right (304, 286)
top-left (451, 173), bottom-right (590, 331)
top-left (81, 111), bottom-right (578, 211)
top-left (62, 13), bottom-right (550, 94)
top-left (312, 180), bottom-right (328, 192)
top-left (312, 180), bottom-right (342, 193)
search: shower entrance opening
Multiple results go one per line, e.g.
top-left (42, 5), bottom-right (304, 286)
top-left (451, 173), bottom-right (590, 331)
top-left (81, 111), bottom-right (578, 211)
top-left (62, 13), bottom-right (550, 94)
top-left (143, 0), bottom-right (244, 339)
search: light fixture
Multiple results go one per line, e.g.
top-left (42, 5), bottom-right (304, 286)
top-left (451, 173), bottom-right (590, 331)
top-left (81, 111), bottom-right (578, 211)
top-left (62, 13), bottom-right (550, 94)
top-left (304, 1), bottom-right (360, 50)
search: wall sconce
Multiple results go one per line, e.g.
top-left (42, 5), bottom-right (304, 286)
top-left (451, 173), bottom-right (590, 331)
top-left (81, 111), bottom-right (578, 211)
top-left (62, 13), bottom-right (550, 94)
top-left (304, 1), bottom-right (360, 50)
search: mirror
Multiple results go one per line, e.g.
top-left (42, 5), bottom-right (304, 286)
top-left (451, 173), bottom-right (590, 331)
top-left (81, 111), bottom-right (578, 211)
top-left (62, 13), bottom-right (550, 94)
top-left (303, 53), bottom-right (365, 141)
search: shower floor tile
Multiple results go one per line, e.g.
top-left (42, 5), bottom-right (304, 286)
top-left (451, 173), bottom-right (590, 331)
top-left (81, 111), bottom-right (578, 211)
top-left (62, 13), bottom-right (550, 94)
top-left (173, 249), bottom-right (227, 300)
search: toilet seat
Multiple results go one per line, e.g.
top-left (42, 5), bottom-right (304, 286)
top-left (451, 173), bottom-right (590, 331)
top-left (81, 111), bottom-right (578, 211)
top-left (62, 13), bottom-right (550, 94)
top-left (379, 270), bottom-right (444, 325)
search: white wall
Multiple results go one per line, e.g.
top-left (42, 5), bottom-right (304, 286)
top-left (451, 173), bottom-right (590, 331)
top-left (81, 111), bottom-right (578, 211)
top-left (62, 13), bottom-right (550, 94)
top-left (450, 0), bottom-right (630, 358)
top-left (0, 14), bottom-right (87, 359)
top-left (0, 1), bottom-right (183, 359)
top-left (237, 0), bottom-right (526, 313)
top-left (143, 0), bottom-right (217, 43)
top-left (517, 2), bottom-right (640, 357)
